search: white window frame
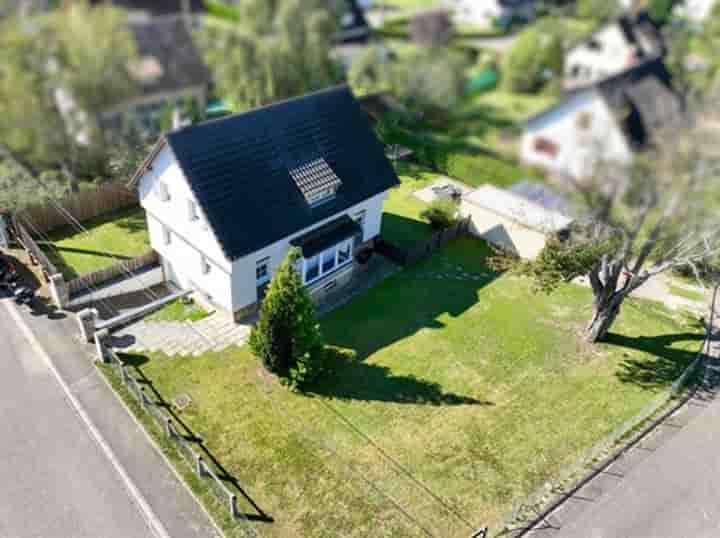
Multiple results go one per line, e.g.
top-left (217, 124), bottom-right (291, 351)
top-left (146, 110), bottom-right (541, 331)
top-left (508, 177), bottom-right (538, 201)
top-left (256, 257), bottom-right (271, 286)
top-left (162, 225), bottom-right (172, 245)
top-left (201, 255), bottom-right (211, 275)
top-left (301, 237), bottom-right (354, 285)
top-left (188, 199), bottom-right (199, 221)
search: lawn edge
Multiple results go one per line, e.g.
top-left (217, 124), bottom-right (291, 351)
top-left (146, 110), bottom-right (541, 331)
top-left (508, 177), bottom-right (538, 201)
top-left (501, 331), bottom-right (710, 537)
top-left (95, 363), bottom-right (237, 538)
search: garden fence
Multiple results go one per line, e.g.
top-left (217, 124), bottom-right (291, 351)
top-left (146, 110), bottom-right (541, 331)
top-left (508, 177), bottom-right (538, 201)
top-left (17, 184), bottom-right (138, 235)
top-left (104, 348), bottom-right (241, 522)
top-left (377, 217), bottom-right (470, 266)
top-left (67, 249), bottom-right (159, 297)
top-left (11, 215), bottom-right (59, 281)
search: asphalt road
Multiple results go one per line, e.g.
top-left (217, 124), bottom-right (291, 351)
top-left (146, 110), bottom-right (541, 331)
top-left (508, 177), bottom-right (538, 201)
top-left (531, 340), bottom-right (720, 538)
top-left (0, 301), bottom-right (156, 538)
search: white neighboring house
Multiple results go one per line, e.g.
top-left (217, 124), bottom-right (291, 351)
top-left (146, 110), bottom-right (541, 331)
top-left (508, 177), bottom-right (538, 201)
top-left (675, 0), bottom-right (717, 22)
top-left (129, 86), bottom-right (400, 321)
top-left (522, 58), bottom-right (682, 180)
top-left (461, 184), bottom-right (573, 259)
top-left (564, 14), bottom-right (664, 90)
top-left (449, 0), bottom-right (535, 28)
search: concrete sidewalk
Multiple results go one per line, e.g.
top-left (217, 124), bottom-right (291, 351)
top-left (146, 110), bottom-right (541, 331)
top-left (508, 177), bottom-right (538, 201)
top-left (5, 299), bottom-right (222, 538)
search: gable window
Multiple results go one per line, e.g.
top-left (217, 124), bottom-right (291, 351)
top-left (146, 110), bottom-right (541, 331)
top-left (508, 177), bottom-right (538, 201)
top-left (201, 256), bottom-right (211, 275)
top-left (256, 258), bottom-right (270, 285)
top-left (162, 225), bottom-right (172, 245)
top-left (157, 180), bottom-right (170, 202)
top-left (289, 158), bottom-right (343, 208)
top-left (188, 199), bottom-right (199, 221)
top-left (533, 137), bottom-right (560, 158)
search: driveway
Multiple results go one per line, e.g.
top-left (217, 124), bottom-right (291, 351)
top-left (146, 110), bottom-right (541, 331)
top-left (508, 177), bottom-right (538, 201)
top-left (0, 300), bottom-right (155, 538)
top-left (526, 338), bottom-right (720, 538)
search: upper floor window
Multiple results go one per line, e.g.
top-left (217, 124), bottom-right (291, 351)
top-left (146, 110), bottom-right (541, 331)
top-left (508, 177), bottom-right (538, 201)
top-left (162, 225), bottom-right (172, 245)
top-left (188, 199), bottom-right (199, 221)
top-left (157, 180), bottom-right (170, 202)
top-left (533, 137), bottom-right (560, 158)
top-left (201, 255), bottom-right (211, 275)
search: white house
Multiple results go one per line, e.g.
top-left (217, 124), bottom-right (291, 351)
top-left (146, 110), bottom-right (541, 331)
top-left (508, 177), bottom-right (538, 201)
top-left (522, 58), bottom-right (682, 180)
top-left (564, 14), bottom-right (664, 90)
top-left (450, 0), bottom-right (535, 28)
top-left (675, 0), bottom-right (717, 22)
top-left (461, 184), bottom-right (573, 259)
top-left (129, 86), bottom-right (400, 321)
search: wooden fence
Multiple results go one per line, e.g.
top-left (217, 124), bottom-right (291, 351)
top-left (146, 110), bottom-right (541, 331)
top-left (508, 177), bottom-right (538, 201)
top-left (11, 215), bottom-right (59, 281)
top-left (17, 184), bottom-right (138, 235)
top-left (67, 250), bottom-right (159, 297)
top-left (376, 217), bottom-right (470, 266)
top-left (102, 347), bottom-right (242, 522)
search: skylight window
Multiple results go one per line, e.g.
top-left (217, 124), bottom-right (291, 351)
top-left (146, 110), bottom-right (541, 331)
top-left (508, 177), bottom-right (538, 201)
top-left (289, 158), bottom-right (343, 207)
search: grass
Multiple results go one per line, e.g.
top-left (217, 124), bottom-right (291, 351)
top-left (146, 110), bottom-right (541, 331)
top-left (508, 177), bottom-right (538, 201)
top-left (381, 162), bottom-right (440, 246)
top-left (669, 284), bottom-right (706, 303)
top-left (146, 298), bottom-right (211, 323)
top-left (42, 207), bottom-right (150, 280)
top-left (119, 237), bottom-right (704, 537)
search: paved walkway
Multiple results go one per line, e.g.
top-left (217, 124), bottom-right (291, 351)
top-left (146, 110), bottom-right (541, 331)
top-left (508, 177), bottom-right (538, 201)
top-left (112, 311), bottom-right (253, 357)
top-left (522, 297), bottom-right (720, 538)
top-left (1, 297), bottom-right (222, 538)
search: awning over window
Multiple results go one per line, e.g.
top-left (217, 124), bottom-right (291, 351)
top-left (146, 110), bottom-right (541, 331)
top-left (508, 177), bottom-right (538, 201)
top-left (290, 215), bottom-right (360, 258)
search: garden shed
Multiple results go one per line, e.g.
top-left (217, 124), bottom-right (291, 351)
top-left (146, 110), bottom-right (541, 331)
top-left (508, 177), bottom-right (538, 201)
top-left (460, 184), bottom-right (572, 259)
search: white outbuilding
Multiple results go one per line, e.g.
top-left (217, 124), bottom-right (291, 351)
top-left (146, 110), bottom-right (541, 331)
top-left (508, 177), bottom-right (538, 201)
top-left (460, 184), bottom-right (573, 259)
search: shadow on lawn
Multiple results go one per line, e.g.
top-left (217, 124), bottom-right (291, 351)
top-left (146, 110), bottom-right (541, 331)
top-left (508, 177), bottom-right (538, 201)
top-left (118, 354), bottom-right (274, 524)
top-left (381, 213), bottom-right (432, 247)
top-left (309, 348), bottom-right (492, 405)
top-left (608, 331), bottom-right (706, 390)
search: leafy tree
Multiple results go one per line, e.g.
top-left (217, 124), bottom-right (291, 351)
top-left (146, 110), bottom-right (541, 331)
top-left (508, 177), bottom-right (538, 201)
top-left (198, 0), bottom-right (343, 112)
top-left (349, 46), bottom-right (469, 115)
top-left (494, 102), bottom-right (720, 342)
top-left (0, 3), bottom-right (137, 196)
top-left (420, 199), bottom-right (458, 230)
top-left (408, 10), bottom-right (454, 47)
top-left (576, 0), bottom-right (620, 22)
top-left (249, 248), bottom-right (325, 391)
top-left (647, 0), bottom-right (677, 25)
top-left (502, 21), bottom-right (564, 94)
top-left (0, 160), bottom-right (66, 211)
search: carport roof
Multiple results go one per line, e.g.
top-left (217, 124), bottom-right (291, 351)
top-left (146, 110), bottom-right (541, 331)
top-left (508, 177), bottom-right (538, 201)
top-left (463, 185), bottom-right (573, 234)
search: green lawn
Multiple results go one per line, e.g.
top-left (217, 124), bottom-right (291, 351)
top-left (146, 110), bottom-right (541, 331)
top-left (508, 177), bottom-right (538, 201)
top-left (120, 237), bottom-right (703, 537)
top-left (669, 284), bottom-right (706, 303)
top-left (381, 162), bottom-right (440, 247)
top-left (146, 298), bottom-right (211, 323)
top-left (41, 207), bottom-right (150, 279)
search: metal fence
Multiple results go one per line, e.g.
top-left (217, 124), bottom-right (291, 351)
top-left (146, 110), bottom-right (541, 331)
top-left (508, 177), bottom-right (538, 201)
top-left (11, 215), bottom-right (59, 281)
top-left (104, 349), bottom-right (241, 521)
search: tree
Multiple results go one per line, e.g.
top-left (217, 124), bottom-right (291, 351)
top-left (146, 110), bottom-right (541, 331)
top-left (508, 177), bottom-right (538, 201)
top-left (576, 0), bottom-right (620, 22)
top-left (408, 10), bottom-right (454, 47)
top-left (502, 21), bottom-right (564, 94)
top-left (0, 3), bottom-right (137, 196)
top-left (647, 0), bottom-right (677, 25)
top-left (349, 46), bottom-right (469, 116)
top-left (249, 248), bottom-right (325, 390)
top-left (0, 160), bottom-right (66, 211)
top-left (494, 99), bottom-right (720, 342)
top-left (198, 0), bottom-right (343, 112)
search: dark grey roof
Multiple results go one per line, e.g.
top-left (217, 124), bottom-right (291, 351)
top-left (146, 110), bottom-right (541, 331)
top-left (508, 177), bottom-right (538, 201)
top-left (527, 58), bottom-right (681, 148)
top-left (162, 86), bottom-right (400, 260)
top-left (290, 215), bottom-right (360, 257)
top-left (127, 16), bottom-right (211, 99)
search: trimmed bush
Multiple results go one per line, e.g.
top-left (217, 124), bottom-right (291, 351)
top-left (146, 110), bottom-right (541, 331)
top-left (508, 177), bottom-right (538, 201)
top-left (420, 199), bottom-right (458, 230)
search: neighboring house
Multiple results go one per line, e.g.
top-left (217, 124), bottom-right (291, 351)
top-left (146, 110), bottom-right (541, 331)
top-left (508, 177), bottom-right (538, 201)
top-left (450, 0), bottom-right (536, 29)
top-left (0, 0), bottom-right (49, 17)
top-left (675, 0), bottom-right (717, 22)
top-left (338, 0), bottom-right (371, 43)
top-left (521, 58), bottom-right (682, 180)
top-left (56, 15), bottom-right (212, 143)
top-left (461, 184), bottom-right (572, 259)
top-left (564, 13), bottom-right (664, 90)
top-left (129, 86), bottom-right (400, 321)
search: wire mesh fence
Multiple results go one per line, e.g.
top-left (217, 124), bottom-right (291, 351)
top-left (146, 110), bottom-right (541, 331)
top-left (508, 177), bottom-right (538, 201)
top-left (104, 348), bottom-right (240, 523)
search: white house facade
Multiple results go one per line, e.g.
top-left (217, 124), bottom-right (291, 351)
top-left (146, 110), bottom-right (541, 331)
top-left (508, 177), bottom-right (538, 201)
top-left (450, 0), bottom-right (535, 28)
top-left (521, 90), bottom-right (632, 179)
top-left (131, 86), bottom-right (400, 321)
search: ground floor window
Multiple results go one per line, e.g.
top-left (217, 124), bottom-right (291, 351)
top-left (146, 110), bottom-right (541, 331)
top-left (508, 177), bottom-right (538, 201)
top-left (301, 238), bottom-right (354, 285)
top-left (256, 257), bottom-right (270, 285)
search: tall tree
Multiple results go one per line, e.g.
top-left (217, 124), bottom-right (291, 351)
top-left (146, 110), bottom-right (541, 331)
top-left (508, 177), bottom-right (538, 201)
top-left (249, 248), bottom-right (325, 391)
top-left (199, 0), bottom-right (343, 112)
top-left (495, 98), bottom-right (720, 342)
top-left (502, 20), bottom-right (564, 94)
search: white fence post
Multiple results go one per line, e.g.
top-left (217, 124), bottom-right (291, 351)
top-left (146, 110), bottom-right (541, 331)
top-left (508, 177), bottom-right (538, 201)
top-left (48, 273), bottom-right (69, 309)
top-left (77, 308), bottom-right (98, 343)
top-left (93, 328), bottom-right (110, 363)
